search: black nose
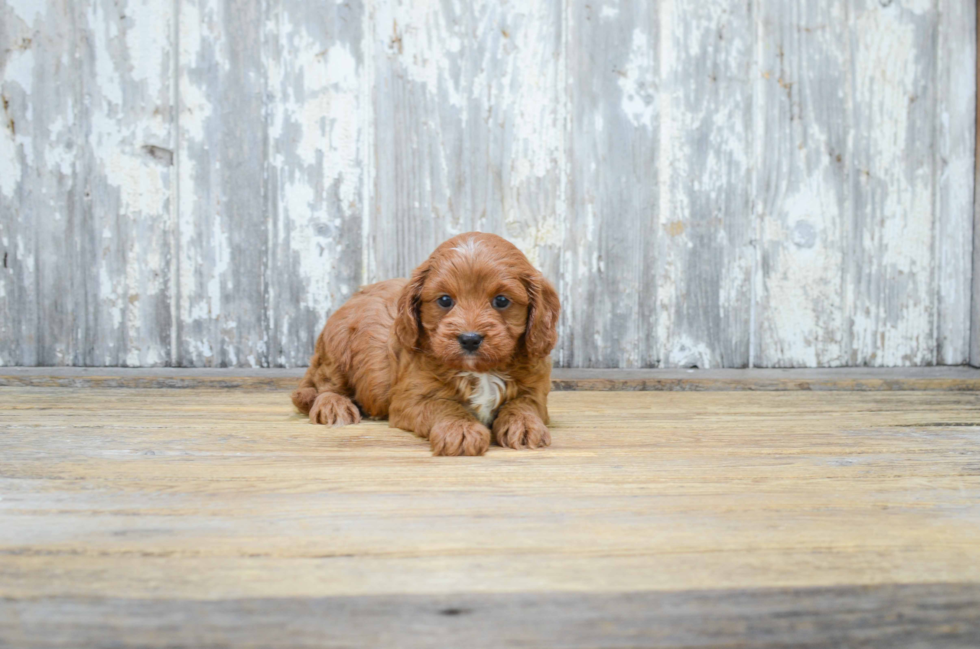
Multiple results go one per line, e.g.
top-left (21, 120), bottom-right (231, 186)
top-left (458, 332), bottom-right (484, 353)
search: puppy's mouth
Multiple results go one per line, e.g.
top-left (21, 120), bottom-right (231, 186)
top-left (459, 349), bottom-right (484, 364)
top-left (455, 348), bottom-right (500, 372)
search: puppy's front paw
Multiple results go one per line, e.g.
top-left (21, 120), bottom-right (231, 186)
top-left (493, 409), bottom-right (551, 450)
top-left (309, 392), bottom-right (361, 426)
top-left (429, 419), bottom-right (491, 456)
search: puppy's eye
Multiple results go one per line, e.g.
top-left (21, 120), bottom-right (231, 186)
top-left (492, 295), bottom-right (510, 309)
top-left (437, 295), bottom-right (454, 308)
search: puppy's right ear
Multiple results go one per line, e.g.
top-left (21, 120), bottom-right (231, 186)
top-left (522, 270), bottom-right (560, 359)
top-left (394, 260), bottom-right (430, 350)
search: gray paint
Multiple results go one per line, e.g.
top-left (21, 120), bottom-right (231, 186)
top-left (177, 0), bottom-right (268, 367)
top-left (1, 0), bottom-right (175, 366)
top-left (563, 0), bottom-right (658, 368)
top-left (849, 0), bottom-right (939, 366)
top-left (937, 0), bottom-right (976, 366)
top-left (264, 0), bottom-right (367, 368)
top-left (973, 0), bottom-right (980, 369)
top-left (368, 0), bottom-right (564, 294)
top-left (658, 0), bottom-right (755, 369)
top-left (0, 0), bottom-right (976, 368)
top-left (756, 0), bottom-right (851, 367)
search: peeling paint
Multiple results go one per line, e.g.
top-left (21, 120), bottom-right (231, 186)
top-left (0, 119), bottom-right (19, 198)
top-left (600, 3), bottom-right (620, 20)
top-left (0, 0), bottom-right (974, 369)
top-left (3, 48), bottom-right (34, 97)
top-left (850, 2), bottom-right (937, 366)
top-left (936, 0), bottom-right (977, 364)
top-left (618, 28), bottom-right (656, 130)
top-left (6, 0), bottom-right (43, 24)
top-left (0, 45), bottom-right (34, 200)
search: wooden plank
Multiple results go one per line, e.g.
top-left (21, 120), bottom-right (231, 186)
top-left (656, 0), bottom-right (754, 368)
top-left (549, 366), bottom-right (980, 392)
top-left (755, 0), bottom-right (848, 367)
top-left (0, 367), bottom-right (304, 390)
top-left (2, 0), bottom-right (976, 371)
top-left (935, 0), bottom-right (976, 364)
top-left (176, 0), bottom-right (268, 367)
top-left (3, 584), bottom-right (979, 649)
top-left (75, 0), bottom-right (175, 366)
top-left (0, 2), bottom-right (76, 365)
top-left (1, 388), bottom-right (978, 594)
top-left (0, 387), bottom-right (979, 646)
top-left (847, 0), bottom-right (939, 365)
top-left (561, 0), bottom-right (657, 368)
top-left (0, 1), bottom-right (175, 367)
top-left (2, 366), bottom-right (980, 391)
top-left (973, 0), bottom-right (980, 369)
top-left (367, 0), bottom-right (564, 289)
top-left (264, 0), bottom-right (366, 368)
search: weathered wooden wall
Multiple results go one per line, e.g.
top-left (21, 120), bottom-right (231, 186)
top-left (973, 0), bottom-right (980, 369)
top-left (0, 0), bottom-right (976, 368)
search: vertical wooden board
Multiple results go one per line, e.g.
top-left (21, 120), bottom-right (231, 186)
top-left (934, 0), bottom-right (975, 365)
top-left (177, 0), bottom-right (268, 367)
top-left (970, 0), bottom-right (980, 369)
top-left (0, 1), bottom-right (41, 365)
top-left (0, 1), bottom-right (79, 366)
top-left (656, 0), bottom-right (754, 368)
top-left (847, 0), bottom-right (938, 366)
top-left (1, 0), bottom-right (174, 368)
top-left (1, 0), bottom-right (173, 368)
top-left (368, 0), bottom-right (564, 289)
top-left (562, 1), bottom-right (658, 368)
top-left (756, 1), bottom-right (848, 367)
top-left (264, 0), bottom-right (366, 367)
top-left (73, 0), bottom-right (174, 366)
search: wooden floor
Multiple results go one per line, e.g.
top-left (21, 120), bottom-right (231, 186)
top-left (2, 382), bottom-right (979, 647)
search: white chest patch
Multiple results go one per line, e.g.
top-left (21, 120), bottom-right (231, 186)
top-left (458, 372), bottom-right (507, 427)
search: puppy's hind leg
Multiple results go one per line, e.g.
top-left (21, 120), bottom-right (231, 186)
top-left (290, 384), bottom-right (319, 415)
top-left (292, 360), bottom-right (361, 427)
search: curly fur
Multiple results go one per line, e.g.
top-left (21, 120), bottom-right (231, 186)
top-left (292, 232), bottom-right (560, 456)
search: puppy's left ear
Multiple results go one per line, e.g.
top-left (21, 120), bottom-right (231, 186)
top-left (394, 260), bottom-right (430, 351)
top-left (522, 271), bottom-right (561, 359)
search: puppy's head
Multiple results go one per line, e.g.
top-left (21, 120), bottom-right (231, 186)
top-left (395, 232), bottom-right (560, 372)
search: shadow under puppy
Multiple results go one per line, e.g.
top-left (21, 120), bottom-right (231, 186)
top-left (292, 232), bottom-right (561, 456)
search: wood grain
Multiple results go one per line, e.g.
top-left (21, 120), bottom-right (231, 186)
top-left (973, 0), bottom-right (980, 369)
top-left (936, 0), bottom-right (976, 365)
top-left (82, 0), bottom-right (176, 367)
top-left (265, 0), bottom-right (367, 368)
top-left (562, 0), bottom-right (657, 368)
top-left (756, 0), bottom-right (848, 367)
top-left (848, 0), bottom-right (938, 365)
top-left (1, 386), bottom-right (979, 646)
top-left (0, 1), bottom-right (68, 366)
top-left (368, 0), bottom-right (564, 287)
top-left (3, 367), bottom-right (980, 391)
top-left (656, 0), bottom-right (754, 369)
top-left (176, 0), bottom-right (268, 367)
top-left (1, 1), bottom-right (176, 367)
top-left (3, 584), bottom-right (979, 648)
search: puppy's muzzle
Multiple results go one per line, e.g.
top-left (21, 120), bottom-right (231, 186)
top-left (458, 332), bottom-right (484, 354)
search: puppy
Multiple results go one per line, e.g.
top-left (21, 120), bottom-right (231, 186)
top-left (291, 232), bottom-right (560, 456)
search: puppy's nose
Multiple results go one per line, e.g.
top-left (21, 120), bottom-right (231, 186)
top-left (458, 332), bottom-right (484, 353)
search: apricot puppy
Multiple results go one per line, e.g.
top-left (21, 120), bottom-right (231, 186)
top-left (292, 232), bottom-right (560, 456)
